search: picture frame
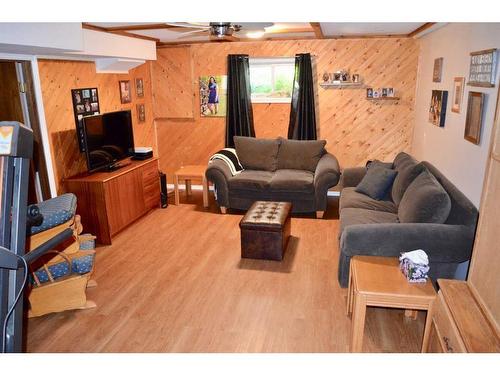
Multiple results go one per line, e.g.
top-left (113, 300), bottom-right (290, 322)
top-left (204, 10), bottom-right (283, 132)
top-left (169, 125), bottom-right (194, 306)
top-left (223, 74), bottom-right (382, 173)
top-left (451, 77), bottom-right (465, 113)
top-left (119, 80), bottom-right (132, 104)
top-left (464, 91), bottom-right (485, 145)
top-left (135, 78), bottom-right (144, 97)
top-left (137, 103), bottom-right (146, 123)
top-left (366, 88), bottom-right (373, 98)
top-left (71, 87), bottom-right (100, 152)
top-left (428, 90), bottom-right (448, 127)
top-left (433, 57), bottom-right (443, 83)
top-left (468, 49), bottom-right (497, 87)
top-left (199, 75), bottom-right (227, 117)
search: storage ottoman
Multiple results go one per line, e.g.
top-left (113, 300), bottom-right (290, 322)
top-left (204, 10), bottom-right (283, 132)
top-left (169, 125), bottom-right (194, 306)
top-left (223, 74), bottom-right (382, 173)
top-left (239, 201), bottom-right (292, 261)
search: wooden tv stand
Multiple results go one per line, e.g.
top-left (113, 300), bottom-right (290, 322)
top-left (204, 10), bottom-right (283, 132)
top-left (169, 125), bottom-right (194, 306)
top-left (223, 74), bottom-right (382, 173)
top-left (65, 158), bottom-right (160, 245)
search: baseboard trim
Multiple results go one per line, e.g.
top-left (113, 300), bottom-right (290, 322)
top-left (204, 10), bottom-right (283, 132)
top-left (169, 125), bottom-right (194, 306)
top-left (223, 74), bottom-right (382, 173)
top-left (167, 183), bottom-right (341, 197)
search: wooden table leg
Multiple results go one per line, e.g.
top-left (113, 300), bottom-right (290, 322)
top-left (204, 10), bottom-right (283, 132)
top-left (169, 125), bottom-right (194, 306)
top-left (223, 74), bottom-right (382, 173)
top-left (347, 262), bottom-right (353, 316)
top-left (174, 174), bottom-right (180, 205)
top-left (202, 176), bottom-right (209, 208)
top-left (421, 300), bottom-right (435, 353)
top-left (185, 179), bottom-right (192, 196)
top-left (405, 309), bottom-right (419, 320)
top-left (350, 292), bottom-right (367, 352)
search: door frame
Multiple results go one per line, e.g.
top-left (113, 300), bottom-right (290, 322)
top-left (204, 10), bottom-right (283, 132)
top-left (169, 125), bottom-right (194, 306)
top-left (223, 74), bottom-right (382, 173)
top-left (0, 53), bottom-right (56, 198)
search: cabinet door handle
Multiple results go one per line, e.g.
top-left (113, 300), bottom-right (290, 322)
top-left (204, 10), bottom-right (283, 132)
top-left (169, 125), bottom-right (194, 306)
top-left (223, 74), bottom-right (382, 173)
top-left (443, 336), bottom-right (454, 352)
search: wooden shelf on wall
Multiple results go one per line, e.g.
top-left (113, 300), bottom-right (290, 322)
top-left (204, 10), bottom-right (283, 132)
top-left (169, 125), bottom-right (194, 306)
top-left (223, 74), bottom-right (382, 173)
top-left (319, 82), bottom-right (365, 89)
top-left (366, 97), bottom-right (400, 101)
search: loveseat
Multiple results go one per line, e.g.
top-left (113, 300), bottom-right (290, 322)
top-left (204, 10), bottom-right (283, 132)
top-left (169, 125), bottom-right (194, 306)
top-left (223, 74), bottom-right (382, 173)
top-left (337, 152), bottom-right (478, 287)
top-left (206, 136), bottom-right (341, 217)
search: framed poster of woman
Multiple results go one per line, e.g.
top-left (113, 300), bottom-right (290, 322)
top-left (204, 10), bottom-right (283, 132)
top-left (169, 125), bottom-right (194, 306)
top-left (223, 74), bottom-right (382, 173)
top-left (199, 75), bottom-right (227, 117)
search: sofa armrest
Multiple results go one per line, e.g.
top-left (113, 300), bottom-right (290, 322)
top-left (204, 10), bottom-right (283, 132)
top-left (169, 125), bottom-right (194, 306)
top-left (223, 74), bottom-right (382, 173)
top-left (314, 153), bottom-right (341, 211)
top-left (341, 167), bottom-right (366, 188)
top-left (340, 223), bottom-right (475, 263)
top-left (205, 160), bottom-right (232, 207)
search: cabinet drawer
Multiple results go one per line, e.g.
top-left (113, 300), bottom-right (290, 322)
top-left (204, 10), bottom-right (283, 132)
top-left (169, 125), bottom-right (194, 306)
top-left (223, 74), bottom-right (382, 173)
top-left (143, 177), bottom-right (158, 192)
top-left (433, 292), bottom-right (466, 353)
top-left (145, 194), bottom-right (159, 209)
top-left (142, 161), bottom-right (159, 180)
top-left (427, 321), bottom-right (445, 353)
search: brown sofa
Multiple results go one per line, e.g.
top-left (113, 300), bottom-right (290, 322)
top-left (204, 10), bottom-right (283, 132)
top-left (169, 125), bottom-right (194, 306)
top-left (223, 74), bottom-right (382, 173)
top-left (206, 136), bottom-right (341, 217)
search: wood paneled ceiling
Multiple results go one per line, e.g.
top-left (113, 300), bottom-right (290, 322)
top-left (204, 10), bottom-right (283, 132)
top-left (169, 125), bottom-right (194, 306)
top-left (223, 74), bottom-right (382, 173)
top-left (83, 22), bottom-right (435, 46)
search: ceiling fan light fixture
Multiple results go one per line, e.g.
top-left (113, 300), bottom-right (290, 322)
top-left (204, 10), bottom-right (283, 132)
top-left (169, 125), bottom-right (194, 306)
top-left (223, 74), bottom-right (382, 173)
top-left (209, 22), bottom-right (235, 37)
top-left (246, 30), bottom-right (265, 39)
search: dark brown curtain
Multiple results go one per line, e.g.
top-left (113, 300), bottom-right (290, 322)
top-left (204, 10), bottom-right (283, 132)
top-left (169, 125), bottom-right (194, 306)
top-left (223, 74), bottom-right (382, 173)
top-left (225, 54), bottom-right (255, 147)
top-left (288, 53), bottom-right (317, 140)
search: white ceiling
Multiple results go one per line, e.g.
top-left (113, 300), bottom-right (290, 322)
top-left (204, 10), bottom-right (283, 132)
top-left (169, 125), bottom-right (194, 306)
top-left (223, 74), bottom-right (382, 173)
top-left (86, 22), bottom-right (428, 44)
top-left (320, 23), bottom-right (425, 36)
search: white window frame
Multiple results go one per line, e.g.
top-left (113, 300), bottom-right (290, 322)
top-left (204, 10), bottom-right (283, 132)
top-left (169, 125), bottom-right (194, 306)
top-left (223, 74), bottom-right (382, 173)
top-left (249, 57), bottom-right (295, 104)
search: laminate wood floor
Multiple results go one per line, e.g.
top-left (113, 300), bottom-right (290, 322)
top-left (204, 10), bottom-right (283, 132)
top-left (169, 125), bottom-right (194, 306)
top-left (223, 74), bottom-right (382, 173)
top-left (26, 192), bottom-right (425, 352)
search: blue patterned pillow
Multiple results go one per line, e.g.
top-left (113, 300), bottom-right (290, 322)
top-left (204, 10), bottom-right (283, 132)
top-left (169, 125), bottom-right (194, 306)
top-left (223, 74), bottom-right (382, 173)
top-left (30, 193), bottom-right (77, 235)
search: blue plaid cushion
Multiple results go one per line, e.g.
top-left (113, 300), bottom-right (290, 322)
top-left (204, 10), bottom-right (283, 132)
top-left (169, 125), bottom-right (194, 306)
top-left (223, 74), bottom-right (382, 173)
top-left (30, 193), bottom-right (77, 235)
top-left (30, 252), bottom-right (95, 286)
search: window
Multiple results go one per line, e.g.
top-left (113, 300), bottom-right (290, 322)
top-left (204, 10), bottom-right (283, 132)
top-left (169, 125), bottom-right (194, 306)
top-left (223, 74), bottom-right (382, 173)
top-left (249, 58), bottom-right (295, 103)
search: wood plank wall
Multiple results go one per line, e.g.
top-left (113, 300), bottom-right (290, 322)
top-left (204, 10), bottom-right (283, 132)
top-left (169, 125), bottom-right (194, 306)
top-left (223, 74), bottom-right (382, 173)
top-left (152, 38), bottom-right (420, 181)
top-left (152, 47), bottom-right (194, 119)
top-left (0, 61), bottom-right (24, 122)
top-left (37, 60), bottom-right (156, 194)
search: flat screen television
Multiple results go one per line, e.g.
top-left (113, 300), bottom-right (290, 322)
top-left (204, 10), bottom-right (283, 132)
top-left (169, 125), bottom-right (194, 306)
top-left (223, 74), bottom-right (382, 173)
top-left (82, 110), bottom-right (134, 172)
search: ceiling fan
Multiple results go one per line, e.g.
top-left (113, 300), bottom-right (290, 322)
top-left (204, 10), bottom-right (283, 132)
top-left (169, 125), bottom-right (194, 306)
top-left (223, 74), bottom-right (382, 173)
top-left (166, 22), bottom-right (274, 41)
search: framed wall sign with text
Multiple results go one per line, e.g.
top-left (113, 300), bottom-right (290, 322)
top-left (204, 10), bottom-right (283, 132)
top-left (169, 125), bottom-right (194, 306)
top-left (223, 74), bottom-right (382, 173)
top-left (468, 49), bottom-right (497, 87)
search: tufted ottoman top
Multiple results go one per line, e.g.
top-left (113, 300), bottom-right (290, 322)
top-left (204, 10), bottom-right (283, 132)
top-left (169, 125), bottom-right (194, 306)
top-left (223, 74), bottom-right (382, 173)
top-left (240, 201), bottom-right (292, 232)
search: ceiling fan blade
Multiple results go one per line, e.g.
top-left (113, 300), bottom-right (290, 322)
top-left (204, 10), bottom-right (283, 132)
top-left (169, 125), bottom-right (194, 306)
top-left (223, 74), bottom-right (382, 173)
top-left (175, 29), bottom-right (210, 39)
top-left (237, 22), bottom-right (274, 31)
top-left (164, 22), bottom-right (210, 31)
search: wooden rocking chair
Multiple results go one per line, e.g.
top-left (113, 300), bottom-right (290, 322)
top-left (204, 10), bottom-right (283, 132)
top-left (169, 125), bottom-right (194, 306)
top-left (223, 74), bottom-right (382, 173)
top-left (26, 194), bottom-right (97, 318)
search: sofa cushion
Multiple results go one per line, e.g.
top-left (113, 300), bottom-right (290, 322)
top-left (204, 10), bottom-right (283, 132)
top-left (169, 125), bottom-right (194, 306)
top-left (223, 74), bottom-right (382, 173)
top-left (391, 153), bottom-right (425, 205)
top-left (340, 187), bottom-right (397, 213)
top-left (270, 169), bottom-right (315, 193)
top-left (340, 207), bottom-right (399, 235)
top-left (228, 170), bottom-right (274, 191)
top-left (234, 136), bottom-right (280, 172)
top-left (398, 168), bottom-right (452, 224)
top-left (276, 138), bottom-right (326, 172)
top-left (393, 152), bottom-right (415, 169)
top-left (355, 166), bottom-right (398, 201)
top-left (366, 159), bottom-right (393, 169)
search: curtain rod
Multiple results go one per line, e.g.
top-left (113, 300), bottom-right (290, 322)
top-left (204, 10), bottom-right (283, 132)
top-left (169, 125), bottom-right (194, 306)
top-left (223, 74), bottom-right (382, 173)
top-left (248, 54), bottom-right (318, 59)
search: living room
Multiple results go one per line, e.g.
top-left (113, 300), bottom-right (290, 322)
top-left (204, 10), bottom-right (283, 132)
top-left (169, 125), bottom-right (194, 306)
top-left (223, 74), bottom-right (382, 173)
top-left (0, 0), bottom-right (499, 371)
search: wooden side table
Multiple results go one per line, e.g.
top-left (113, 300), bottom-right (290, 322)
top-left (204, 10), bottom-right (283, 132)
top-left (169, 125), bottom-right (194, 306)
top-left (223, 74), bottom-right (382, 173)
top-left (174, 165), bottom-right (209, 208)
top-left (347, 256), bottom-right (436, 352)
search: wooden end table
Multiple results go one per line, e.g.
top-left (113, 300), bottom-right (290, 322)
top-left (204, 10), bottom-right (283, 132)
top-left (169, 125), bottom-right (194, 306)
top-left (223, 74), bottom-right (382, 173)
top-left (347, 256), bottom-right (436, 353)
top-left (174, 165), bottom-right (209, 208)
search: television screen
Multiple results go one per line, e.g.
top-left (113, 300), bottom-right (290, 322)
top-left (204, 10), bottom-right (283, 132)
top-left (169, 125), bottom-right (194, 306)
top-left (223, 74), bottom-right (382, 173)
top-left (82, 110), bottom-right (134, 172)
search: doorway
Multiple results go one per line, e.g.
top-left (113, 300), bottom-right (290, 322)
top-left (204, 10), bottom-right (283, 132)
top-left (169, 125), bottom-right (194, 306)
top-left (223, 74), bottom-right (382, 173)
top-left (0, 60), bottom-right (51, 203)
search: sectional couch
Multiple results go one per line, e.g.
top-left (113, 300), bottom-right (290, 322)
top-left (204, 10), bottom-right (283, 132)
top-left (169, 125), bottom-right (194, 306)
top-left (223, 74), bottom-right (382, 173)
top-left (338, 152), bottom-right (479, 287)
top-left (206, 136), bottom-right (341, 217)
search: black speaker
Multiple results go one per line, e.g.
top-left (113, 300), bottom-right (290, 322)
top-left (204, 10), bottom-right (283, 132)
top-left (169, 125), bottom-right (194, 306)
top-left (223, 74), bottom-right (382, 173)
top-left (159, 172), bottom-right (168, 208)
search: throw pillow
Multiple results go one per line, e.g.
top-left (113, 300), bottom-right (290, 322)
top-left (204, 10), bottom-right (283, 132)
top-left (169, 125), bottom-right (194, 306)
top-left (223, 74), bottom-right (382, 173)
top-left (366, 159), bottom-right (394, 169)
top-left (355, 166), bottom-right (398, 201)
top-left (234, 136), bottom-right (281, 172)
top-left (398, 168), bottom-right (451, 224)
top-left (276, 138), bottom-right (327, 172)
top-left (391, 159), bottom-right (426, 205)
